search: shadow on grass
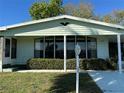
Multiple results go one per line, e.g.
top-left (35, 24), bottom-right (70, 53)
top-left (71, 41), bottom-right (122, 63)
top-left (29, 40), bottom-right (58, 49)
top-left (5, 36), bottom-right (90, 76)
top-left (49, 73), bottom-right (103, 93)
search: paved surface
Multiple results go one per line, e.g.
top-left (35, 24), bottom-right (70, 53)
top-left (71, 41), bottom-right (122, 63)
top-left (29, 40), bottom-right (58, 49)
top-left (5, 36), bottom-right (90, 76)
top-left (17, 70), bottom-right (67, 73)
top-left (89, 71), bottom-right (124, 93)
top-left (17, 70), bottom-right (78, 73)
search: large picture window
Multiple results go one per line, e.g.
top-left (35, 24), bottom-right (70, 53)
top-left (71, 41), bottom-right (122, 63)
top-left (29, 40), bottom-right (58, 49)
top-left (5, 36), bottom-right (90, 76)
top-left (121, 43), bottom-right (124, 60)
top-left (109, 42), bottom-right (124, 60)
top-left (67, 36), bottom-right (75, 59)
top-left (45, 37), bottom-right (54, 58)
top-left (5, 39), bottom-right (10, 57)
top-left (109, 42), bottom-right (117, 58)
top-left (11, 38), bottom-right (17, 59)
top-left (34, 36), bottom-right (97, 59)
top-left (87, 37), bottom-right (97, 58)
top-left (55, 36), bottom-right (64, 59)
top-left (34, 38), bottom-right (44, 58)
top-left (77, 36), bottom-right (86, 58)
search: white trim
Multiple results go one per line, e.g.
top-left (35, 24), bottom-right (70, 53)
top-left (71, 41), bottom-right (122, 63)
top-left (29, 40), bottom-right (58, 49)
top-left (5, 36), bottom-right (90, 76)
top-left (64, 35), bottom-right (67, 71)
top-left (0, 27), bottom-right (7, 31)
top-left (117, 34), bottom-right (122, 73)
top-left (0, 37), bottom-right (4, 72)
top-left (1, 15), bottom-right (124, 31)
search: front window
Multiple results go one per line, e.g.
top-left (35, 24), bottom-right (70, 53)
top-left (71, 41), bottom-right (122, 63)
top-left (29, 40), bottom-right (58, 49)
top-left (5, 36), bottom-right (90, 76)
top-left (77, 36), bottom-right (86, 58)
top-left (34, 38), bottom-right (44, 58)
top-left (109, 42), bottom-right (117, 58)
top-left (121, 43), bottom-right (124, 60)
top-left (109, 42), bottom-right (124, 60)
top-left (34, 36), bottom-right (97, 59)
top-left (11, 38), bottom-right (17, 59)
top-left (55, 36), bottom-right (64, 59)
top-left (45, 37), bottom-right (54, 58)
top-left (67, 36), bottom-right (75, 59)
top-left (87, 37), bottom-right (97, 58)
top-left (5, 39), bottom-right (10, 57)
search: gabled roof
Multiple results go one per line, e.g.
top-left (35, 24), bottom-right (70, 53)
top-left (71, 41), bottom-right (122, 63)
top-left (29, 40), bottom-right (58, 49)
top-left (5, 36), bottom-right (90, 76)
top-left (1, 15), bottom-right (124, 31)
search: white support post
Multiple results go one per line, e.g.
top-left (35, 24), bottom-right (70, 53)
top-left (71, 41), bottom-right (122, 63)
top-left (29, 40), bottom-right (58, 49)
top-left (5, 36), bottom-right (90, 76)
top-left (0, 37), bottom-right (4, 72)
top-left (117, 34), bottom-right (122, 73)
top-left (64, 35), bottom-right (67, 72)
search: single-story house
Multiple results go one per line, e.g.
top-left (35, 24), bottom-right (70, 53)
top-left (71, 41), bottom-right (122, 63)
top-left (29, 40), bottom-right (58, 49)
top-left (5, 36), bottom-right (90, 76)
top-left (0, 15), bottom-right (124, 72)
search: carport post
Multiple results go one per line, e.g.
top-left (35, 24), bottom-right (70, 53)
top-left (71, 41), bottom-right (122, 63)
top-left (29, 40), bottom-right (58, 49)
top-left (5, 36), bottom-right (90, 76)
top-left (64, 35), bottom-right (67, 72)
top-left (117, 34), bottom-right (122, 73)
top-left (0, 37), bottom-right (4, 72)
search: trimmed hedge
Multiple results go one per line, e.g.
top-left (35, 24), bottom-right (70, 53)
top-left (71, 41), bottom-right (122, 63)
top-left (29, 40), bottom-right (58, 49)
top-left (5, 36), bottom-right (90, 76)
top-left (85, 58), bottom-right (108, 70)
top-left (27, 58), bottom-right (109, 70)
top-left (27, 58), bottom-right (64, 69)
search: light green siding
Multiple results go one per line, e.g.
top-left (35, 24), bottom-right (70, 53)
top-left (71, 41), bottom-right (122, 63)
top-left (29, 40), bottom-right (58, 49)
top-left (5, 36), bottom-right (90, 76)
top-left (16, 37), bottom-right (35, 64)
top-left (0, 19), bottom-right (123, 37)
top-left (97, 36), bottom-right (109, 59)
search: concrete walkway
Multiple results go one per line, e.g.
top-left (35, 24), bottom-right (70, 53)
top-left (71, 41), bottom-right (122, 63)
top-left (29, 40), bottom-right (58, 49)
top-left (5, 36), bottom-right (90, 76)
top-left (89, 71), bottom-right (124, 93)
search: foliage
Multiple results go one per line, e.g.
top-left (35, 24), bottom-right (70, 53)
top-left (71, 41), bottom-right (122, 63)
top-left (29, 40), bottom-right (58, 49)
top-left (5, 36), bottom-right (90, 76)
top-left (29, 0), bottom-right (64, 20)
top-left (102, 10), bottom-right (124, 25)
top-left (86, 58), bottom-right (108, 70)
top-left (29, 0), bottom-right (98, 20)
top-left (27, 58), bottom-right (64, 69)
top-left (27, 58), bottom-right (109, 70)
top-left (49, 0), bottom-right (64, 16)
top-left (102, 15), bottom-right (114, 23)
top-left (29, 0), bottom-right (124, 26)
top-left (106, 57), bottom-right (118, 70)
top-left (64, 2), bottom-right (95, 19)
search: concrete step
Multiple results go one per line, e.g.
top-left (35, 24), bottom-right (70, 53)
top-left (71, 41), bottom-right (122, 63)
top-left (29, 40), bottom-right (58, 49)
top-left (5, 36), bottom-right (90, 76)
top-left (3, 67), bottom-right (17, 72)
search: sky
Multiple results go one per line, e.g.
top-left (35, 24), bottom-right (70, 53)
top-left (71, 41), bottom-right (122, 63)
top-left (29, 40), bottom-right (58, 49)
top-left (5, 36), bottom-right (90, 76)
top-left (0, 0), bottom-right (124, 26)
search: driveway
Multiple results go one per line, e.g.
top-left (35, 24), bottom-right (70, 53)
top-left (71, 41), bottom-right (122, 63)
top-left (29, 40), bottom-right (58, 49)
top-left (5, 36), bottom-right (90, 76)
top-left (89, 71), bottom-right (124, 93)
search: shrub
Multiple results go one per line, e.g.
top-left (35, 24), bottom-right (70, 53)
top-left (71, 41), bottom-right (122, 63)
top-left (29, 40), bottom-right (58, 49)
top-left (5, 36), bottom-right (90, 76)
top-left (3, 64), bottom-right (11, 68)
top-left (27, 58), bottom-right (64, 69)
top-left (27, 58), bottom-right (109, 70)
top-left (66, 59), bottom-right (87, 69)
top-left (66, 59), bottom-right (76, 69)
top-left (106, 58), bottom-right (117, 70)
top-left (86, 58), bottom-right (108, 70)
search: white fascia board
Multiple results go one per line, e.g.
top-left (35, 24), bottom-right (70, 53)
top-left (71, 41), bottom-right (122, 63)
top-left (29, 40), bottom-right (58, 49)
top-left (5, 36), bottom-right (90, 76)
top-left (5, 16), bottom-right (65, 29)
top-left (64, 15), bottom-right (124, 29)
top-left (0, 27), bottom-right (7, 31)
top-left (1, 15), bottom-right (124, 30)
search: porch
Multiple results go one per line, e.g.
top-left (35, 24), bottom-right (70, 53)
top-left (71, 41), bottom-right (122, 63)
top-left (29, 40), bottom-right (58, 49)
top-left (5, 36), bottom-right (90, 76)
top-left (1, 35), bottom-right (124, 72)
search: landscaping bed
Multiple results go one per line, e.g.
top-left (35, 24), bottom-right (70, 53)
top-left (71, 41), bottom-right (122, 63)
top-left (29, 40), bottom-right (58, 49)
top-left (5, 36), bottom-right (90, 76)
top-left (27, 58), bottom-right (117, 70)
top-left (0, 73), bottom-right (103, 93)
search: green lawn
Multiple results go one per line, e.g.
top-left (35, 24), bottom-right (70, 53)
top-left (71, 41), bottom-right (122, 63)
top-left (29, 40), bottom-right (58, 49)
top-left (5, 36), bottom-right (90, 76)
top-left (0, 73), bottom-right (103, 93)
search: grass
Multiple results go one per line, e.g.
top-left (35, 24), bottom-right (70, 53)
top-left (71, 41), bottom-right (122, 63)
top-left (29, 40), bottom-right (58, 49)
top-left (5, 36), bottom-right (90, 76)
top-left (0, 73), bottom-right (103, 93)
